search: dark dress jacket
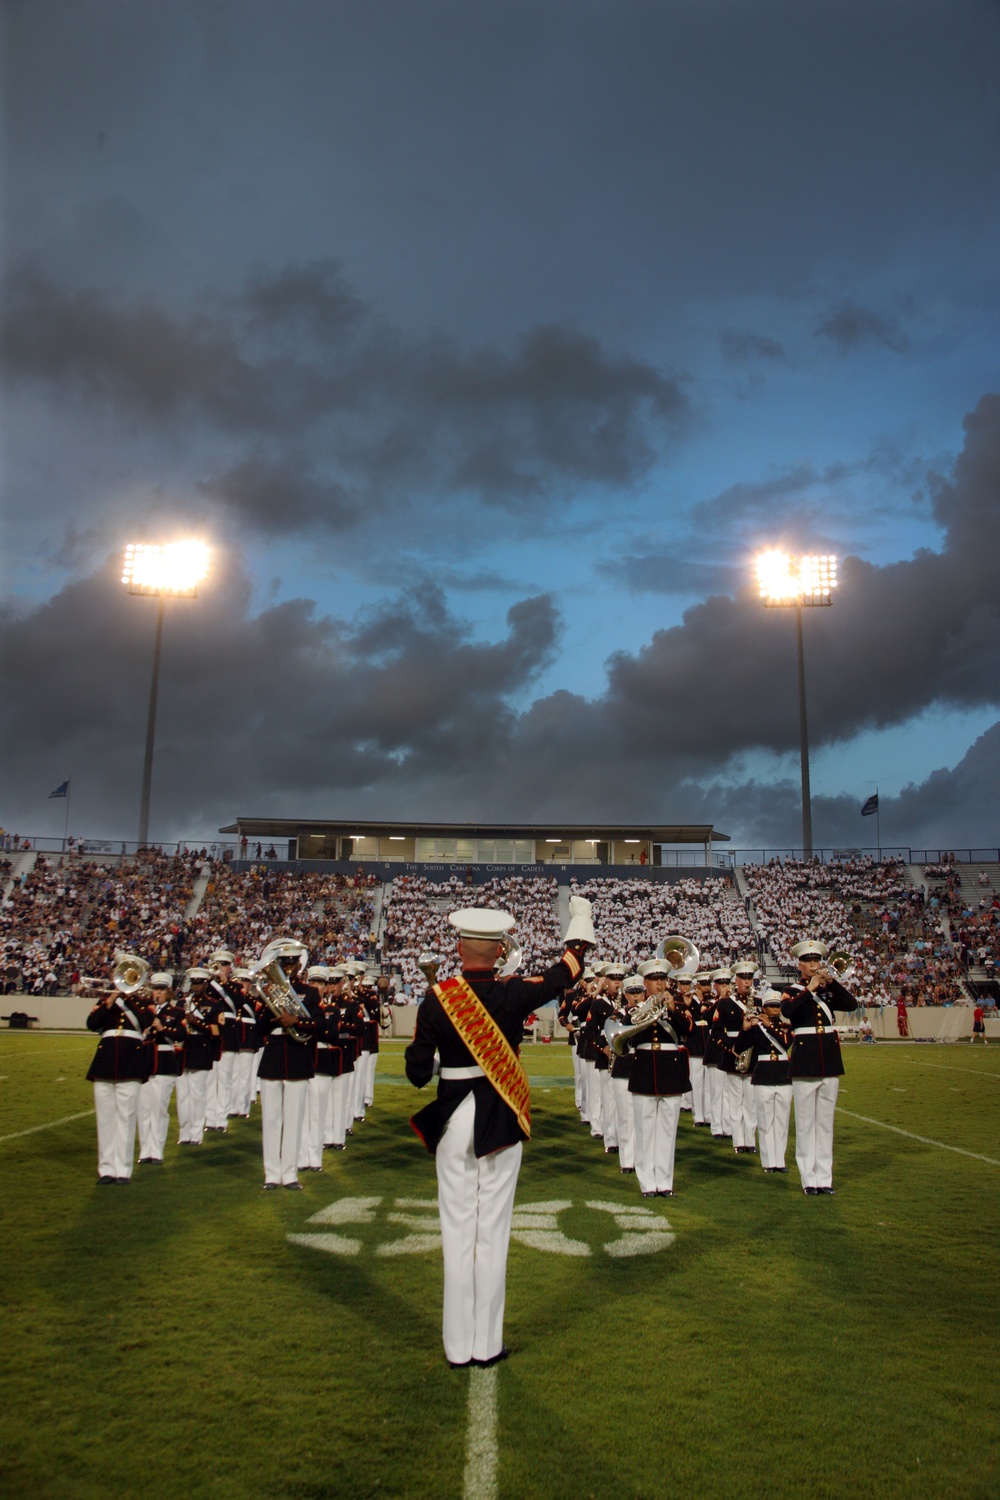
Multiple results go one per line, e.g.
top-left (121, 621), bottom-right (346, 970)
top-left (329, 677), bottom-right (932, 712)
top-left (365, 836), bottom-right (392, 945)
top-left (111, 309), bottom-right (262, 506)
top-left (586, 995), bottom-right (615, 1073)
top-left (86, 995), bottom-right (155, 1082)
top-left (686, 998), bottom-right (709, 1059)
top-left (405, 946), bottom-right (585, 1157)
top-left (712, 997), bottom-right (749, 1076)
top-left (314, 1003), bottom-right (344, 1078)
top-left (212, 979), bottom-right (245, 1054)
top-left (608, 1003), bottom-right (635, 1081)
top-left (733, 1019), bottom-right (793, 1087)
top-left (257, 983), bottom-right (322, 1081)
top-left (625, 1008), bottom-right (692, 1097)
top-left (780, 979), bottom-right (856, 1079)
top-left (146, 1000), bottom-right (187, 1078)
top-left (182, 997), bottom-right (220, 1072)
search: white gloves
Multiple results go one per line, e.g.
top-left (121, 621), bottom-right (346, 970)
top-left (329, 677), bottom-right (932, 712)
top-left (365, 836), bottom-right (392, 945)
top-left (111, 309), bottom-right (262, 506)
top-left (564, 895), bottom-right (596, 947)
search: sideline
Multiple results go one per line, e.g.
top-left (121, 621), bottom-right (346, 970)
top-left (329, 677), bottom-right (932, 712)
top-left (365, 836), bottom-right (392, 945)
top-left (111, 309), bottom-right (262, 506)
top-left (837, 1107), bottom-right (1000, 1167)
top-left (0, 1109), bottom-right (95, 1144)
top-left (902, 1060), bottom-right (1000, 1080)
top-left (463, 1366), bottom-right (499, 1500)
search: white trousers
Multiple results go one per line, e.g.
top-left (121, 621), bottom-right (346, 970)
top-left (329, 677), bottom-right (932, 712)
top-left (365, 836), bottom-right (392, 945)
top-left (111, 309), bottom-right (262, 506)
top-left (573, 1051), bottom-right (584, 1110)
top-left (688, 1058), bottom-right (707, 1123)
top-left (586, 1061), bottom-right (603, 1136)
top-left (138, 1074), bottom-right (176, 1160)
top-left (612, 1075), bottom-right (635, 1169)
top-left (754, 1084), bottom-right (792, 1170)
top-left (355, 1051), bottom-right (370, 1119)
top-left (326, 1073), bottom-right (350, 1147)
top-left (705, 1066), bottom-right (726, 1134)
top-left (94, 1079), bottom-right (141, 1180)
top-left (259, 1077), bottom-right (309, 1186)
top-left (232, 1051), bottom-right (255, 1115)
top-left (599, 1070), bottom-right (617, 1149)
top-left (632, 1093), bottom-right (681, 1195)
top-left (299, 1073), bottom-right (333, 1169)
top-left (724, 1072), bottom-right (757, 1149)
top-left (792, 1076), bottom-right (840, 1189)
top-left (437, 1094), bottom-right (522, 1366)
top-left (206, 1055), bottom-right (236, 1129)
top-left (364, 1049), bottom-right (377, 1107)
top-left (176, 1069), bottom-right (209, 1143)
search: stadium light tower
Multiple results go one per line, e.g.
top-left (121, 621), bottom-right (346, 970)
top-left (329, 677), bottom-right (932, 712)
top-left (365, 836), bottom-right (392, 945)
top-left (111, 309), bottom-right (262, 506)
top-left (755, 551), bottom-right (838, 860)
top-left (122, 541), bottom-right (211, 846)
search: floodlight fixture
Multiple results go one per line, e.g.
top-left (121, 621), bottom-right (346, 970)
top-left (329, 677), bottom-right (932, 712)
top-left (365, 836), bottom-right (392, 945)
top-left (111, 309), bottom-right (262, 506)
top-left (123, 539), bottom-right (211, 846)
top-left (756, 550), bottom-right (837, 608)
top-left (755, 548), bottom-right (838, 859)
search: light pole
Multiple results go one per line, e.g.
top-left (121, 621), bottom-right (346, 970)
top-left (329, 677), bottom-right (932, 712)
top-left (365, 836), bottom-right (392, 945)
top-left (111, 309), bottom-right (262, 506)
top-left (122, 540), bottom-right (210, 846)
top-left (755, 551), bottom-right (838, 860)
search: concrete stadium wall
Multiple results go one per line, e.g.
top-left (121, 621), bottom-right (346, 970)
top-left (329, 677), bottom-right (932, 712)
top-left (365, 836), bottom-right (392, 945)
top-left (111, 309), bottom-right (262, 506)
top-left (231, 859), bottom-right (729, 884)
top-left (4, 997), bottom-right (998, 1042)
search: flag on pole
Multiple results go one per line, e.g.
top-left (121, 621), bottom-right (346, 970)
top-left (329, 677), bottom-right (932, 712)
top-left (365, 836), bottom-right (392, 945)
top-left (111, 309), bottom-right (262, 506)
top-left (49, 780), bottom-right (70, 799)
top-left (860, 793), bottom-right (879, 817)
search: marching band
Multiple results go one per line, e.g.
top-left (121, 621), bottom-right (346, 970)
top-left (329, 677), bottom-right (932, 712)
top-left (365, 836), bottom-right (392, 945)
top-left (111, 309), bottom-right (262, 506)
top-left (85, 914), bottom-right (859, 1208)
top-left (85, 943), bottom-right (389, 1188)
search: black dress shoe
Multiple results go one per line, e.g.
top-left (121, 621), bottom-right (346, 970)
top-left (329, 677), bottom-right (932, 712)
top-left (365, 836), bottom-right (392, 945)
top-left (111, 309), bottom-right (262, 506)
top-left (642, 1191), bottom-right (657, 1198)
top-left (818, 1186), bottom-right (836, 1195)
top-left (97, 1175), bottom-right (116, 1185)
top-left (114, 1177), bottom-right (131, 1184)
top-left (448, 1358), bottom-right (473, 1369)
top-left (262, 1183), bottom-right (279, 1191)
top-left (283, 1181), bottom-right (304, 1191)
top-left (657, 1189), bottom-right (675, 1197)
top-left (803, 1186), bottom-right (818, 1195)
top-left (620, 1167), bottom-right (635, 1174)
top-left (472, 1347), bottom-right (510, 1368)
top-left (604, 1145), bottom-right (619, 1154)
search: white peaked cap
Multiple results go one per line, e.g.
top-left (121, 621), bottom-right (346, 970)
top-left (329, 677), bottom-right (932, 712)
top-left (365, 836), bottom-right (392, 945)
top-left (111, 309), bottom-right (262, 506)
top-left (150, 972), bottom-right (174, 988)
top-left (447, 908), bottom-right (516, 941)
top-left (731, 960), bottom-right (758, 977)
top-left (639, 958), bottom-right (671, 978)
top-left (790, 939), bottom-right (830, 961)
top-left (307, 965), bottom-right (330, 981)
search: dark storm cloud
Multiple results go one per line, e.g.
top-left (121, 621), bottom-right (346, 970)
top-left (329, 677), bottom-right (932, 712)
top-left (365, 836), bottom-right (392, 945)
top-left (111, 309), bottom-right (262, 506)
top-left (720, 330), bottom-right (786, 364)
top-left (0, 261), bottom-right (688, 524)
top-left (0, 555), bottom-right (559, 834)
top-left (814, 303), bottom-right (911, 356)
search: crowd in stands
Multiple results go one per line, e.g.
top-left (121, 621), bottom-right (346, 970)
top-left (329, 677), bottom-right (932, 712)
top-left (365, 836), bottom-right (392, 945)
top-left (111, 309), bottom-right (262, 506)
top-left (188, 864), bottom-right (375, 969)
top-left (383, 873), bottom-right (561, 995)
top-left (567, 874), bottom-right (752, 971)
top-left (2, 845), bottom-right (995, 1009)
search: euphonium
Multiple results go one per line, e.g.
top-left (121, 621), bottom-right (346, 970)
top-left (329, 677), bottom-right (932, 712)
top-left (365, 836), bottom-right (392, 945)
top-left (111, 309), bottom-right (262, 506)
top-left (655, 935), bottom-right (700, 978)
top-left (113, 953), bottom-right (150, 995)
top-left (494, 934), bottom-right (523, 978)
top-left (250, 955), bottom-right (312, 1044)
top-left (825, 952), bottom-right (856, 984)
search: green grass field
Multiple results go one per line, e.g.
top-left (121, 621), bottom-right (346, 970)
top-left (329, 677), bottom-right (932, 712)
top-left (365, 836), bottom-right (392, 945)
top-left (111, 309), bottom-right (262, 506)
top-left (1, 1036), bottom-right (998, 1500)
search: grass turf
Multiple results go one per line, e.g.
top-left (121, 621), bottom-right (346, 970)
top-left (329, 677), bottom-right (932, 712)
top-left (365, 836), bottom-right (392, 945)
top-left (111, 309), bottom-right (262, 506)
top-left (0, 1036), bottom-right (998, 1500)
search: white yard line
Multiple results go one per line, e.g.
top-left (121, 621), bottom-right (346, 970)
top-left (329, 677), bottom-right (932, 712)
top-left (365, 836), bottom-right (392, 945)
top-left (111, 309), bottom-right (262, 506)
top-left (463, 1366), bottom-right (499, 1500)
top-left (902, 1061), bottom-right (1000, 1080)
top-left (837, 1107), bottom-right (1000, 1166)
top-left (0, 1109), bottom-right (95, 1144)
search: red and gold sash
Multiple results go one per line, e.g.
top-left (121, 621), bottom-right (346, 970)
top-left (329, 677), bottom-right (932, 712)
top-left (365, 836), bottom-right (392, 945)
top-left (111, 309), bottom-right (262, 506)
top-left (434, 974), bottom-right (531, 1139)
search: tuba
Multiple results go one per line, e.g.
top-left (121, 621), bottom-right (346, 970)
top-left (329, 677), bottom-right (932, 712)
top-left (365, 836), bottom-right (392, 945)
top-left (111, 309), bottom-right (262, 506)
top-left (113, 953), bottom-right (150, 995)
top-left (250, 951), bottom-right (313, 1044)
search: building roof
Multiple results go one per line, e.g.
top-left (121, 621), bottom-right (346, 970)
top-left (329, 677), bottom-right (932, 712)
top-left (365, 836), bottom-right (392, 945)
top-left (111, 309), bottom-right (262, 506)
top-left (219, 818), bottom-right (728, 844)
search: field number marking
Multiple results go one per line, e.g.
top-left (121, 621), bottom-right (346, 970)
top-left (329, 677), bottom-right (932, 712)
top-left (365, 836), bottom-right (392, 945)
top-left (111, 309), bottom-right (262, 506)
top-left (463, 1367), bottom-right (498, 1500)
top-left (287, 1196), bottom-right (675, 1259)
top-left (838, 1107), bottom-right (1000, 1166)
top-left (0, 1108), bottom-right (95, 1144)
